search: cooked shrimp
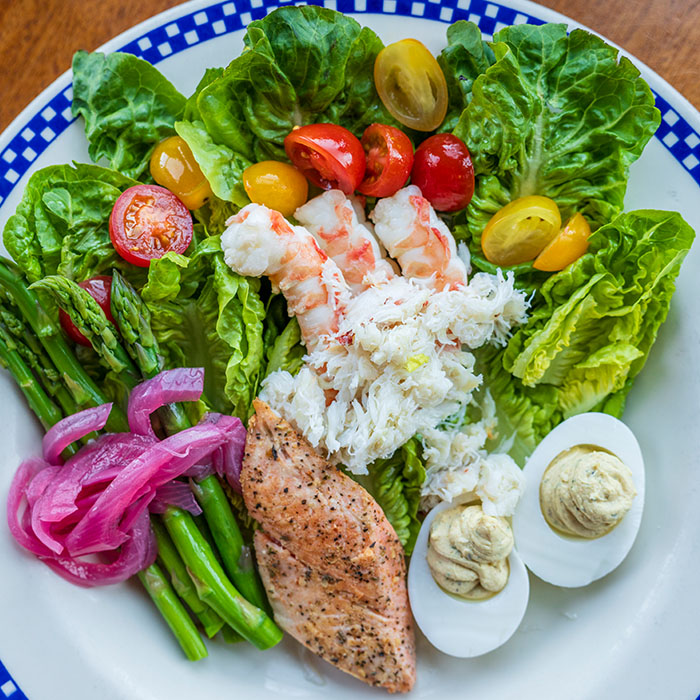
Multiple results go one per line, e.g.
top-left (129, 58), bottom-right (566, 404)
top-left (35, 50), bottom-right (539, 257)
top-left (221, 204), bottom-right (351, 350)
top-left (295, 190), bottom-right (396, 295)
top-left (370, 185), bottom-right (468, 290)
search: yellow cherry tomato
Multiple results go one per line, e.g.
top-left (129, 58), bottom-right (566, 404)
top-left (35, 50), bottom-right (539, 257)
top-left (481, 195), bottom-right (562, 267)
top-left (242, 161), bottom-right (309, 217)
top-left (533, 212), bottom-right (591, 271)
top-left (374, 39), bottom-right (448, 132)
top-left (149, 136), bottom-right (212, 210)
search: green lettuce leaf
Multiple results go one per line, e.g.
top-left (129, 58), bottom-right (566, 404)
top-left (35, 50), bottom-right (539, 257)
top-left (178, 5), bottom-right (395, 202)
top-left (142, 234), bottom-right (266, 419)
top-left (453, 23), bottom-right (660, 245)
top-left (438, 21), bottom-right (495, 132)
top-left (71, 51), bottom-right (186, 179)
top-left (483, 209), bottom-right (695, 458)
top-left (2, 163), bottom-right (143, 284)
top-left (355, 437), bottom-right (426, 554)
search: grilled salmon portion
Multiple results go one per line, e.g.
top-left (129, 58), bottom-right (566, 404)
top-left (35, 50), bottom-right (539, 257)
top-left (242, 399), bottom-right (416, 693)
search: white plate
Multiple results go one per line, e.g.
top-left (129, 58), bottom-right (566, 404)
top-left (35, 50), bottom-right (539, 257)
top-left (1, 1), bottom-right (699, 699)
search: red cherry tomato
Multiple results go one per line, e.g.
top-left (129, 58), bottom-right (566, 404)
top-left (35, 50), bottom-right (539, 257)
top-left (59, 276), bottom-right (115, 347)
top-left (411, 134), bottom-right (475, 212)
top-left (284, 124), bottom-right (366, 195)
top-left (357, 124), bottom-right (414, 198)
top-left (109, 185), bottom-right (193, 267)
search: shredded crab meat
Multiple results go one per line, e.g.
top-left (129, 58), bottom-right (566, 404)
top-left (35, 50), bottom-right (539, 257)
top-left (222, 188), bottom-right (530, 515)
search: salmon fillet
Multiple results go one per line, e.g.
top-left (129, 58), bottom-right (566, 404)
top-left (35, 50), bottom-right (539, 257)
top-left (242, 399), bottom-right (416, 693)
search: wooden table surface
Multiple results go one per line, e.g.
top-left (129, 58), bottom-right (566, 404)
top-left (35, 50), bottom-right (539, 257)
top-left (1, 0), bottom-right (699, 133)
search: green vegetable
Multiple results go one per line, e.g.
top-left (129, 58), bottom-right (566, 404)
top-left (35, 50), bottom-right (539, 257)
top-left (72, 51), bottom-right (186, 180)
top-left (142, 236), bottom-right (266, 419)
top-left (162, 506), bottom-right (283, 650)
top-left (2, 163), bottom-right (142, 284)
top-left (177, 5), bottom-right (395, 202)
top-left (264, 317), bottom-right (305, 377)
top-left (483, 209), bottom-right (695, 459)
top-left (452, 23), bottom-right (660, 245)
top-left (437, 21), bottom-right (495, 132)
top-left (357, 437), bottom-right (426, 555)
top-left (138, 563), bottom-right (208, 661)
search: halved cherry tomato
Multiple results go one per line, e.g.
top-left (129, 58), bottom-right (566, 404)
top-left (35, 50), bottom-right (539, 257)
top-left (533, 212), bottom-right (591, 271)
top-left (243, 161), bottom-right (308, 216)
top-left (374, 39), bottom-right (448, 132)
top-left (411, 134), bottom-right (474, 212)
top-left (481, 196), bottom-right (561, 267)
top-left (59, 276), bottom-right (114, 347)
top-left (149, 136), bottom-right (213, 210)
top-left (284, 124), bottom-right (365, 195)
top-left (109, 185), bottom-right (193, 268)
top-left (357, 124), bottom-right (413, 198)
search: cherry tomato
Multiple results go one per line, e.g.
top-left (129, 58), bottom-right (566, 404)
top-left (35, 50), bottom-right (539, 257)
top-left (481, 196), bottom-right (561, 267)
top-left (59, 276), bottom-right (114, 347)
top-left (149, 136), bottom-right (213, 210)
top-left (533, 212), bottom-right (591, 271)
top-left (284, 124), bottom-right (366, 195)
top-left (109, 185), bottom-right (193, 268)
top-left (411, 134), bottom-right (475, 212)
top-left (243, 161), bottom-right (309, 216)
top-left (357, 124), bottom-right (413, 198)
top-left (374, 39), bottom-right (448, 132)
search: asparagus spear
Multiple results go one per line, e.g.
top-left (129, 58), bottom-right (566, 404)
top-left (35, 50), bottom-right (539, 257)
top-left (138, 563), bottom-right (208, 661)
top-left (192, 476), bottom-right (270, 613)
top-left (0, 259), bottom-right (128, 432)
top-left (162, 507), bottom-right (282, 650)
top-left (152, 518), bottom-right (224, 639)
top-left (30, 275), bottom-right (139, 379)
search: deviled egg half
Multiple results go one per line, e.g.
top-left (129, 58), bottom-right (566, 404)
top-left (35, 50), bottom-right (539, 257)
top-left (408, 499), bottom-right (529, 658)
top-left (512, 412), bottom-right (645, 588)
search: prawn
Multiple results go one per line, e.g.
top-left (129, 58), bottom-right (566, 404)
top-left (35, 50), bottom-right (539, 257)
top-left (370, 185), bottom-right (468, 291)
top-left (221, 204), bottom-right (351, 351)
top-left (295, 190), bottom-right (396, 295)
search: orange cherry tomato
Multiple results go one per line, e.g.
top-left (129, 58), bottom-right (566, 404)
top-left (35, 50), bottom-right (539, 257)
top-left (149, 135), bottom-right (212, 210)
top-left (533, 212), bottom-right (591, 271)
top-left (242, 161), bottom-right (309, 217)
top-left (357, 124), bottom-right (413, 198)
top-left (481, 196), bottom-right (561, 267)
top-left (374, 39), bottom-right (448, 132)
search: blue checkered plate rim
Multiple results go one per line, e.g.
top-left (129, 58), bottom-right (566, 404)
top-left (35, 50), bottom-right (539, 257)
top-left (1, 1), bottom-right (699, 698)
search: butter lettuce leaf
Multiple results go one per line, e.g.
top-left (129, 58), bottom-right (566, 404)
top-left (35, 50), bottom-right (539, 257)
top-left (453, 23), bottom-right (660, 244)
top-left (2, 163), bottom-right (143, 284)
top-left (143, 234), bottom-right (266, 419)
top-left (355, 437), bottom-right (426, 555)
top-left (178, 5), bottom-right (395, 202)
top-left (72, 51), bottom-right (186, 179)
top-left (483, 210), bottom-right (694, 458)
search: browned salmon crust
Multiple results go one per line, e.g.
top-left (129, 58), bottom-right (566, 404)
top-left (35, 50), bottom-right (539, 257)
top-left (242, 399), bottom-right (416, 693)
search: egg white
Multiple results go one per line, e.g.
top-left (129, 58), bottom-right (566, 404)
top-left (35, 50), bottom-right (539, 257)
top-left (408, 501), bottom-right (530, 658)
top-left (512, 412), bottom-right (645, 588)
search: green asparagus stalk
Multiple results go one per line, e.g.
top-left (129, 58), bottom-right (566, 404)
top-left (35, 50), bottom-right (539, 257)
top-left (110, 271), bottom-right (161, 377)
top-left (162, 507), bottom-right (282, 651)
top-left (221, 626), bottom-right (243, 644)
top-left (30, 275), bottom-right (139, 379)
top-left (152, 518), bottom-right (224, 638)
top-left (138, 563), bottom-right (208, 661)
top-left (0, 302), bottom-right (78, 417)
top-left (0, 332), bottom-right (65, 432)
top-left (0, 259), bottom-right (128, 432)
top-left (192, 477), bottom-right (269, 613)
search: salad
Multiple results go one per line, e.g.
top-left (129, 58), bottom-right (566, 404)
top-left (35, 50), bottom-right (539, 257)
top-left (1, 4), bottom-right (695, 694)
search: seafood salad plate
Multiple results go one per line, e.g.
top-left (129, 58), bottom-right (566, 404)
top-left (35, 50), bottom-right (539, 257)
top-left (1, 1), bottom-right (699, 699)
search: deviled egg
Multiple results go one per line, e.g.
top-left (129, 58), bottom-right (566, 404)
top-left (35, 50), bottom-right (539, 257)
top-left (408, 500), bottom-right (529, 657)
top-left (512, 412), bottom-right (645, 588)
